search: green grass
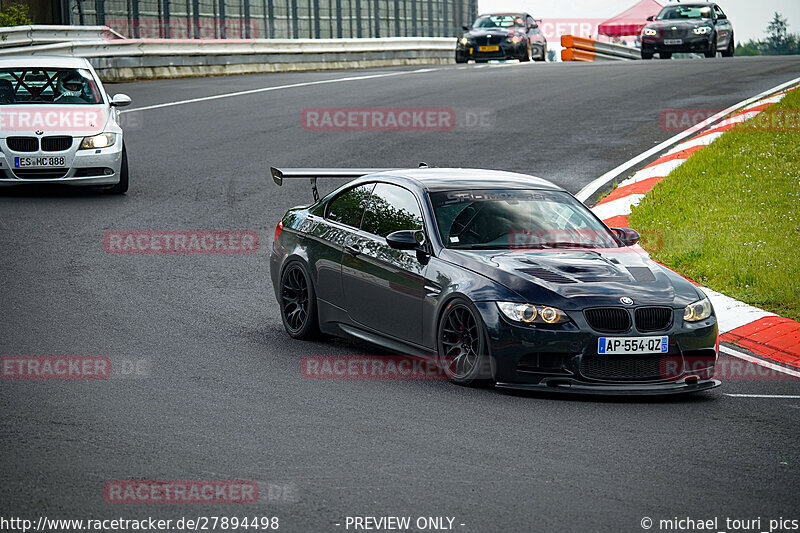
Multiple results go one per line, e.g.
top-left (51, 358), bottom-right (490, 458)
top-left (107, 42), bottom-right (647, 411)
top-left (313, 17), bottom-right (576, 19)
top-left (628, 88), bottom-right (800, 320)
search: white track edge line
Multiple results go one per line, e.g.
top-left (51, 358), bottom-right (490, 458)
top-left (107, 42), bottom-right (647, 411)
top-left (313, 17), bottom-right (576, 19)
top-left (724, 394), bottom-right (800, 398)
top-left (576, 75), bottom-right (800, 203)
top-left (121, 67), bottom-right (445, 114)
top-left (719, 345), bottom-right (800, 378)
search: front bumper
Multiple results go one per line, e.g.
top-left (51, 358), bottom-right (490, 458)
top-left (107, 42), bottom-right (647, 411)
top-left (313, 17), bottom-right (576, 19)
top-left (475, 301), bottom-right (720, 395)
top-left (642, 36), bottom-right (712, 53)
top-left (0, 137), bottom-right (123, 187)
top-left (457, 41), bottom-right (531, 60)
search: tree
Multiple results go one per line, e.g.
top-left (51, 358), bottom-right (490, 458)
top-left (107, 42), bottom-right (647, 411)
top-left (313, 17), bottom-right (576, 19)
top-left (0, 3), bottom-right (32, 27)
top-left (736, 12), bottom-right (800, 56)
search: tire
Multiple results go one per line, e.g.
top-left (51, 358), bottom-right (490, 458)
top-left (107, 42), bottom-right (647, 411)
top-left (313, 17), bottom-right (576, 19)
top-left (107, 145), bottom-right (129, 194)
top-left (534, 45), bottom-right (547, 62)
top-left (279, 261), bottom-right (320, 340)
top-left (641, 51), bottom-right (654, 60)
top-left (520, 43), bottom-right (531, 62)
top-left (659, 52), bottom-right (672, 60)
top-left (437, 298), bottom-right (493, 387)
top-left (705, 35), bottom-right (717, 58)
top-left (722, 36), bottom-right (735, 57)
top-left (455, 52), bottom-right (468, 64)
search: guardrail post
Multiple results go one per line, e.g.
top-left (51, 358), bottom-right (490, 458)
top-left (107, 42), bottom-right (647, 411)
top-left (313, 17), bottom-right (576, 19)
top-left (243, 0), bottom-right (251, 38)
top-left (96, 0), bottom-right (106, 26)
top-left (355, 0), bottom-right (362, 38)
top-left (312, 0), bottom-right (320, 38)
top-left (335, 0), bottom-right (342, 38)
top-left (192, 0), bottom-right (200, 38)
top-left (218, 0), bottom-right (227, 38)
top-left (266, 0), bottom-right (274, 38)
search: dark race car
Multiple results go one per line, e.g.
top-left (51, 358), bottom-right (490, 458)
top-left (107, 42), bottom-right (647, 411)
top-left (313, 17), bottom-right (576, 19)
top-left (456, 13), bottom-right (547, 63)
top-left (641, 2), bottom-right (734, 59)
top-left (269, 167), bottom-right (720, 396)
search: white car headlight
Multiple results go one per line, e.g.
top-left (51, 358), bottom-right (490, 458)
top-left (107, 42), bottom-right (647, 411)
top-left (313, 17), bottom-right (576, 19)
top-left (459, 37), bottom-right (469, 46)
top-left (497, 302), bottom-right (570, 325)
top-left (643, 28), bottom-right (658, 36)
top-left (79, 133), bottom-right (116, 150)
top-left (684, 296), bottom-right (712, 322)
top-left (693, 26), bottom-right (712, 34)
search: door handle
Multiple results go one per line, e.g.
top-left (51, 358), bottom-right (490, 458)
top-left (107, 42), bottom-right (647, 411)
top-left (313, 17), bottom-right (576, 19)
top-left (345, 243), bottom-right (361, 256)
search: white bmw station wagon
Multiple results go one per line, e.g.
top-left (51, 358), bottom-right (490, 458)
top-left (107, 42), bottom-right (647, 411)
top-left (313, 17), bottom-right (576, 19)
top-left (0, 56), bottom-right (132, 193)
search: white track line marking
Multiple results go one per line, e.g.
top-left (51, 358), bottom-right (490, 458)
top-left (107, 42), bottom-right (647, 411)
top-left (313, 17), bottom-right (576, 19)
top-left (576, 75), bottom-right (800, 203)
top-left (725, 394), bottom-right (800, 399)
top-left (121, 67), bottom-right (445, 114)
top-left (720, 345), bottom-right (800, 379)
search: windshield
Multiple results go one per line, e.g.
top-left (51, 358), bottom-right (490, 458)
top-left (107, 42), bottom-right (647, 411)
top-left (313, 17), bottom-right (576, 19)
top-left (656, 5), bottom-right (713, 20)
top-left (473, 15), bottom-right (524, 29)
top-left (0, 68), bottom-right (103, 105)
top-left (430, 189), bottom-right (620, 250)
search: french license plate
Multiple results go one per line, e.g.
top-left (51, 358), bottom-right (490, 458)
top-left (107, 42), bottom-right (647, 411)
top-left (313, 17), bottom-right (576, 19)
top-left (664, 39), bottom-right (683, 45)
top-left (478, 45), bottom-right (499, 52)
top-left (14, 156), bottom-right (66, 168)
top-left (598, 336), bottom-right (668, 355)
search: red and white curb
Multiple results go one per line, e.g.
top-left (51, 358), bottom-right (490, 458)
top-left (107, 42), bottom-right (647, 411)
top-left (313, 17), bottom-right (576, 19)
top-left (585, 84), bottom-right (800, 371)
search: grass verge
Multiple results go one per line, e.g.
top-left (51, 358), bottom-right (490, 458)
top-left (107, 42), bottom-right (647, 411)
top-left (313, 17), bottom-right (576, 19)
top-left (629, 88), bottom-right (800, 320)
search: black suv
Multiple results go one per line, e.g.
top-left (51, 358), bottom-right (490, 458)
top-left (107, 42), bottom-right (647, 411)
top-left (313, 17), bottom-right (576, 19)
top-left (641, 2), bottom-right (734, 59)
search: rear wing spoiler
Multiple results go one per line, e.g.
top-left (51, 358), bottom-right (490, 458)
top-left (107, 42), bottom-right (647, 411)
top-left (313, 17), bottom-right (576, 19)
top-left (270, 167), bottom-right (402, 201)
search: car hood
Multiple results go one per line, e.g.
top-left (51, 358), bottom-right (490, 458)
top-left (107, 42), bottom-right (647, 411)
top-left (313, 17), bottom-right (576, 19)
top-left (463, 27), bottom-right (518, 39)
top-left (0, 104), bottom-right (108, 138)
top-left (442, 247), bottom-right (703, 309)
top-left (646, 19), bottom-right (712, 31)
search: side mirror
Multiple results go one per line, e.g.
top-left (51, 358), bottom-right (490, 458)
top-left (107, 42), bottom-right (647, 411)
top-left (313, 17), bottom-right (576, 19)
top-left (530, 23), bottom-right (538, 29)
top-left (612, 228), bottom-right (640, 247)
top-left (646, 15), bottom-right (654, 21)
top-left (110, 93), bottom-right (132, 107)
top-left (386, 230), bottom-right (426, 250)
top-left (462, 25), bottom-right (471, 31)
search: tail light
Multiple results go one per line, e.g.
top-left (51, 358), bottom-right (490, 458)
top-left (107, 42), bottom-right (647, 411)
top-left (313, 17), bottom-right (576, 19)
top-left (274, 220), bottom-right (283, 242)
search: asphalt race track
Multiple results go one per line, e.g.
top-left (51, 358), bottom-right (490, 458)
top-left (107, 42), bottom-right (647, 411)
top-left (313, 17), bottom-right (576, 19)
top-left (1, 56), bottom-right (799, 532)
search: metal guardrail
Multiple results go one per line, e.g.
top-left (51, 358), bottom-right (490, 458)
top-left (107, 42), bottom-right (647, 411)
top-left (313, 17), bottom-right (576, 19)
top-left (0, 24), bottom-right (125, 48)
top-left (561, 35), bottom-right (640, 62)
top-left (0, 25), bottom-right (455, 81)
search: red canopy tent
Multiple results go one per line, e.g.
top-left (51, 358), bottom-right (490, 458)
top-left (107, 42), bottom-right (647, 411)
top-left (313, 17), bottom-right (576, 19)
top-left (598, 0), bottom-right (663, 37)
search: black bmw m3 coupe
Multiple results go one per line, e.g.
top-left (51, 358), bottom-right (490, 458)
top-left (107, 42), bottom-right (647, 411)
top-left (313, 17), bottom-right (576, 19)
top-left (269, 167), bottom-right (720, 395)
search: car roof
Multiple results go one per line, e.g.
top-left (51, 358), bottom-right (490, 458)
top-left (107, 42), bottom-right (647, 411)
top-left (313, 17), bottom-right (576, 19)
top-left (366, 168), bottom-right (565, 193)
top-left (662, 2), bottom-right (714, 6)
top-left (0, 56), bottom-right (93, 69)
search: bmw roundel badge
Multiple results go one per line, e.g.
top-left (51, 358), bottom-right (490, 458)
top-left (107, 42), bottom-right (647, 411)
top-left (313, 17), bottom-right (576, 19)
top-left (620, 297), bottom-right (634, 306)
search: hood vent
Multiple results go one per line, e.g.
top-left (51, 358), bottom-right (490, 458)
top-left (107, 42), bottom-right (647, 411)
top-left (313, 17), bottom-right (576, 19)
top-left (519, 267), bottom-right (577, 284)
top-left (627, 267), bottom-right (657, 282)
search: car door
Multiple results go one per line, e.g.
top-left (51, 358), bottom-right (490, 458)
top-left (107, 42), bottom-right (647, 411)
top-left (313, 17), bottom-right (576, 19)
top-left (713, 5), bottom-right (732, 47)
top-left (316, 182), bottom-right (375, 311)
top-left (526, 15), bottom-right (544, 47)
top-left (341, 182), bottom-right (428, 345)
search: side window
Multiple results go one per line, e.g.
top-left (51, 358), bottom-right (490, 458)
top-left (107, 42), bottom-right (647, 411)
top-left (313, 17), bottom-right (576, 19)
top-left (326, 183), bottom-right (375, 228)
top-left (362, 184), bottom-right (424, 238)
top-left (714, 6), bottom-right (726, 18)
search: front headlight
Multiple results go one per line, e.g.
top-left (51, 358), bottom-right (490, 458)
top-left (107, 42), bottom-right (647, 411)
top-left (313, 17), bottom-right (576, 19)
top-left (693, 26), bottom-right (712, 34)
top-left (79, 133), bottom-right (116, 150)
top-left (684, 296), bottom-right (712, 322)
top-left (643, 28), bottom-right (658, 36)
top-left (459, 37), bottom-right (469, 46)
top-left (497, 302), bottom-right (570, 325)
